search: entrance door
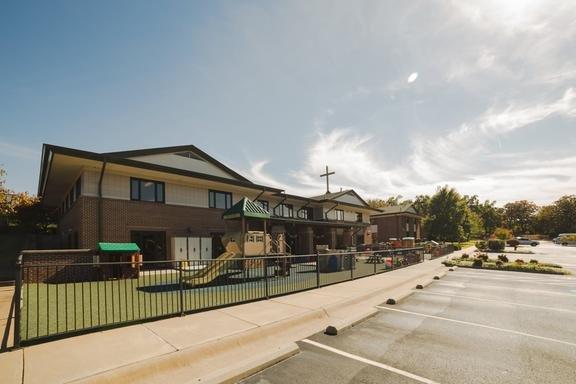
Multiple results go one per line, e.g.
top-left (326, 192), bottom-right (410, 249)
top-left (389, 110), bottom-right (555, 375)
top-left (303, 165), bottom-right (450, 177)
top-left (131, 231), bottom-right (166, 268)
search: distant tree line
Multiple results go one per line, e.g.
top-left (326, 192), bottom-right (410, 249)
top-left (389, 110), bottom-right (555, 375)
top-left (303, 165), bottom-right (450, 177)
top-left (368, 186), bottom-right (576, 242)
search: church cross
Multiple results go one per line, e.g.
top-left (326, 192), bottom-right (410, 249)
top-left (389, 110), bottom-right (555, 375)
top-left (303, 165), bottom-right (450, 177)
top-left (320, 166), bottom-right (335, 194)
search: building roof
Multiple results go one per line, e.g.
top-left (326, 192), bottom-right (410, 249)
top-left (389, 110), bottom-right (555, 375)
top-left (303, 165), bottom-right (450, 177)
top-left (38, 144), bottom-right (283, 203)
top-left (310, 189), bottom-right (372, 209)
top-left (222, 197), bottom-right (271, 220)
top-left (98, 242), bottom-right (141, 252)
top-left (371, 204), bottom-right (419, 217)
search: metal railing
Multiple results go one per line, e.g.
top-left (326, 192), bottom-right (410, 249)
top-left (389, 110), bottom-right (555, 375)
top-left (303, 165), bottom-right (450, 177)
top-left (14, 247), bottom-right (424, 346)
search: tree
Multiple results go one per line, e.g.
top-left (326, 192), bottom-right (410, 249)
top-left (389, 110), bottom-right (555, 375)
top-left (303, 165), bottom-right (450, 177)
top-left (477, 200), bottom-right (503, 237)
top-left (412, 194), bottom-right (431, 216)
top-left (0, 166), bottom-right (55, 233)
top-left (424, 186), bottom-right (469, 242)
top-left (503, 200), bottom-right (538, 235)
top-left (367, 195), bottom-right (405, 209)
top-left (534, 195), bottom-right (576, 237)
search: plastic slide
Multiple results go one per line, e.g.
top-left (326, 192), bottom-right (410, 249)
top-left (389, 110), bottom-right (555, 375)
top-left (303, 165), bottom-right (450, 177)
top-left (183, 243), bottom-right (241, 286)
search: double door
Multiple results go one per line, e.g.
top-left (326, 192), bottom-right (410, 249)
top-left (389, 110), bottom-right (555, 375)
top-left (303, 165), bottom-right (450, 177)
top-left (172, 236), bottom-right (212, 260)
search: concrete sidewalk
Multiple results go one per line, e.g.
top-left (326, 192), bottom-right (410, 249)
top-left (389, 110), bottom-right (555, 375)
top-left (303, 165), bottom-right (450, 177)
top-left (1, 252), bottom-right (464, 384)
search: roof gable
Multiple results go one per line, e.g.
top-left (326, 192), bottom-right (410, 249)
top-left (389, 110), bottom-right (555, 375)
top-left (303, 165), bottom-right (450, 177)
top-left (311, 189), bottom-right (370, 208)
top-left (105, 145), bottom-right (251, 182)
top-left (374, 204), bottom-right (418, 216)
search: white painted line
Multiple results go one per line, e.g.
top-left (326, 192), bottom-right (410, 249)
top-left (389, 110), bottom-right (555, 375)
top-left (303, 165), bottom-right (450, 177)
top-left (301, 339), bottom-right (440, 384)
top-left (375, 306), bottom-right (576, 348)
top-left (413, 291), bottom-right (576, 314)
top-left (433, 281), bottom-right (576, 297)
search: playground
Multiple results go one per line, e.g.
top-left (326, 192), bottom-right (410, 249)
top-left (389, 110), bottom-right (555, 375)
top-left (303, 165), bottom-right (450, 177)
top-left (19, 252), bottom-right (420, 342)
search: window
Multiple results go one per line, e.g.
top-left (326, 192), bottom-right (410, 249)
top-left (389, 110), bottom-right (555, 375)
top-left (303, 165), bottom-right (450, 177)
top-left (256, 200), bottom-right (269, 212)
top-left (130, 178), bottom-right (165, 203)
top-left (356, 212), bottom-right (363, 222)
top-left (209, 190), bottom-right (232, 209)
top-left (335, 209), bottom-right (344, 221)
top-left (75, 176), bottom-right (81, 199)
top-left (274, 203), bottom-right (293, 218)
top-left (298, 207), bottom-right (314, 220)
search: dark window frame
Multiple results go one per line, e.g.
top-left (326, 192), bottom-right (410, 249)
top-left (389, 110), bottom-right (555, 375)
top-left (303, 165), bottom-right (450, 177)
top-left (356, 212), bottom-right (363, 222)
top-left (256, 200), bottom-right (269, 212)
top-left (130, 177), bottom-right (165, 203)
top-left (335, 209), bottom-right (345, 221)
top-left (208, 189), bottom-right (233, 209)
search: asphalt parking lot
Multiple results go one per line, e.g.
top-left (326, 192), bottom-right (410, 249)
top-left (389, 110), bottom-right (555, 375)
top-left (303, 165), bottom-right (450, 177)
top-left (242, 243), bottom-right (576, 384)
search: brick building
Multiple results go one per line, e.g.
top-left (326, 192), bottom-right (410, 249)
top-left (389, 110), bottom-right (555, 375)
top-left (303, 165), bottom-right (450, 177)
top-left (39, 144), bottom-right (379, 262)
top-left (370, 204), bottom-right (422, 243)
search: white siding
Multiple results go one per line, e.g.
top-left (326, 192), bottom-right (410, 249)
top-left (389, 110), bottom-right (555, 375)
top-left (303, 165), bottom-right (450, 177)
top-left (334, 193), bottom-right (365, 206)
top-left (165, 183), bottom-right (209, 208)
top-left (129, 154), bottom-right (237, 180)
top-left (81, 171), bottom-right (129, 200)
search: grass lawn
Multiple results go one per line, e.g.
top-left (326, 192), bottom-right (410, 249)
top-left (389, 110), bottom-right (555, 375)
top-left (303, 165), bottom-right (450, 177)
top-left (21, 259), bottom-right (397, 342)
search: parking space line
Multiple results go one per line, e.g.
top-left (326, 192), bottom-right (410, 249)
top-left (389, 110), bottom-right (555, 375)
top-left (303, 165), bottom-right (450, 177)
top-left (301, 339), bottom-right (440, 384)
top-left (433, 281), bottom-right (576, 297)
top-left (375, 306), bottom-right (576, 348)
top-left (413, 291), bottom-right (576, 314)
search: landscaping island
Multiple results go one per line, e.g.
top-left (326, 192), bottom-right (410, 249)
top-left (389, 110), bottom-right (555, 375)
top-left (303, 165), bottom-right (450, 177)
top-left (443, 253), bottom-right (571, 275)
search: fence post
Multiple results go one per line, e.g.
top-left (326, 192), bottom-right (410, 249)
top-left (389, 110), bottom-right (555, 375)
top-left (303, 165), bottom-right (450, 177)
top-left (373, 252), bottom-right (377, 275)
top-left (350, 254), bottom-right (354, 280)
top-left (178, 262), bottom-right (184, 316)
top-left (264, 259), bottom-right (269, 299)
top-left (14, 254), bottom-right (22, 348)
top-left (316, 252), bottom-right (320, 288)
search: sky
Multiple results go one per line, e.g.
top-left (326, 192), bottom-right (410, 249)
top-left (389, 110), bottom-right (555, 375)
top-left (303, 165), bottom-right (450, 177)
top-left (1, 0), bottom-right (575, 205)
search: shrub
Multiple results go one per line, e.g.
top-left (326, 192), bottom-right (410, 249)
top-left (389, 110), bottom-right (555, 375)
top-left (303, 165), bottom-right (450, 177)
top-left (477, 254), bottom-right (489, 261)
top-left (472, 259), bottom-right (483, 268)
top-left (507, 239), bottom-right (520, 248)
top-left (529, 259), bottom-right (539, 264)
top-left (453, 244), bottom-right (462, 251)
top-left (497, 254), bottom-right (509, 263)
top-left (487, 239), bottom-right (505, 252)
top-left (495, 260), bottom-right (503, 267)
top-left (493, 227), bottom-right (513, 240)
top-left (515, 259), bottom-right (524, 264)
top-left (475, 241), bottom-right (487, 251)
top-left (461, 253), bottom-right (469, 259)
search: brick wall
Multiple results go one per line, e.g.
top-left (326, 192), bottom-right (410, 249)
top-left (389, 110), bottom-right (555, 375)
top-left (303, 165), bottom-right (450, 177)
top-left (371, 214), bottom-right (422, 243)
top-left (62, 196), bottom-right (228, 258)
top-left (21, 249), bottom-right (96, 283)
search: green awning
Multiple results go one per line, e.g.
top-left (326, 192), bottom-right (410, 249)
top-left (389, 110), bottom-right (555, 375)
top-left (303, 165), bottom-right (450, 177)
top-left (98, 242), bottom-right (141, 253)
top-left (222, 197), bottom-right (270, 220)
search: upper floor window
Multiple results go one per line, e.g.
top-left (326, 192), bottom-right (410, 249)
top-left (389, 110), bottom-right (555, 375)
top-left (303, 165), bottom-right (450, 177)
top-left (256, 200), bottom-right (269, 212)
top-left (274, 203), bottom-right (293, 218)
top-left (298, 207), bottom-right (314, 220)
top-left (356, 212), bottom-right (363, 222)
top-left (131, 178), bottom-right (165, 203)
top-left (335, 209), bottom-right (344, 221)
top-left (209, 190), bottom-right (232, 209)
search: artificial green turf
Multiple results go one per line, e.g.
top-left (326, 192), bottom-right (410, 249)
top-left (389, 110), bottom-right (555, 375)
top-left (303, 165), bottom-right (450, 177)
top-left (20, 259), bottom-right (399, 342)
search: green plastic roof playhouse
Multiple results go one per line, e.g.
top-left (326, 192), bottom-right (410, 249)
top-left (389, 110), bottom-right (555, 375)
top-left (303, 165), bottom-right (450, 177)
top-left (98, 242), bottom-right (141, 253)
top-left (222, 197), bottom-right (270, 220)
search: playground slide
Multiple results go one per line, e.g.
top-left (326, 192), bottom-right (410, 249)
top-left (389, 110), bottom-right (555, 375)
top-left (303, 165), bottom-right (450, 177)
top-left (183, 243), bottom-right (241, 286)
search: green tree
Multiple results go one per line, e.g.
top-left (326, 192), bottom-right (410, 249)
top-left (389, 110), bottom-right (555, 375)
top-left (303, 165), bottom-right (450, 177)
top-left (503, 200), bottom-right (538, 235)
top-left (534, 195), bottom-right (576, 237)
top-left (424, 186), bottom-right (469, 242)
top-left (412, 194), bottom-right (431, 216)
top-left (477, 200), bottom-right (503, 237)
top-left (367, 195), bottom-right (405, 209)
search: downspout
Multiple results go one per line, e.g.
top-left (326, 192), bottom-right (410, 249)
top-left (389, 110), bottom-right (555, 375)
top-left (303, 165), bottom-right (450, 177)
top-left (98, 159), bottom-right (108, 243)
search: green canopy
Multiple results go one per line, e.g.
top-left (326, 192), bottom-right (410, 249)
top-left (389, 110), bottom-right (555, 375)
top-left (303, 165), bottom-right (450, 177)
top-left (98, 242), bottom-right (141, 253)
top-left (222, 197), bottom-right (270, 220)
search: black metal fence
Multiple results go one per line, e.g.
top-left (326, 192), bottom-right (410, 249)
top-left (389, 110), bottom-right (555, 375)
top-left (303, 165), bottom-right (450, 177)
top-left (14, 248), bottom-right (424, 346)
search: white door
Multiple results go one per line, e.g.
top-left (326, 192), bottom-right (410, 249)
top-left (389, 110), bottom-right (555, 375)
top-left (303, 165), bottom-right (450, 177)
top-left (201, 237), bottom-right (212, 259)
top-left (188, 237), bottom-right (201, 260)
top-left (172, 237), bottom-right (188, 261)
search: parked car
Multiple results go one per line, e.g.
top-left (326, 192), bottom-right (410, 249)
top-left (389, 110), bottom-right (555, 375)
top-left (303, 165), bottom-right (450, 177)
top-left (514, 237), bottom-right (539, 246)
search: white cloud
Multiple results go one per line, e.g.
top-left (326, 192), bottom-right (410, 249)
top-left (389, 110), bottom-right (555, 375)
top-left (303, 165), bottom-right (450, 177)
top-left (407, 72), bottom-right (418, 83)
